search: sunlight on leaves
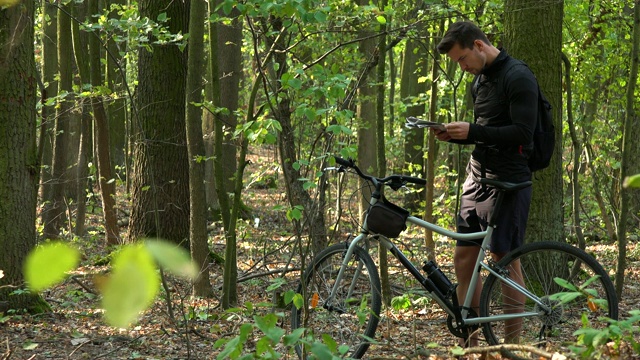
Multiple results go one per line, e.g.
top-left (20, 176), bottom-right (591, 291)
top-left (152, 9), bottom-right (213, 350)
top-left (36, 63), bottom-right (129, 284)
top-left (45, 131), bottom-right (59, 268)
top-left (24, 242), bottom-right (80, 292)
top-left (144, 239), bottom-right (198, 280)
top-left (102, 244), bottom-right (160, 328)
top-left (0, 0), bottom-right (20, 8)
top-left (623, 174), bottom-right (640, 188)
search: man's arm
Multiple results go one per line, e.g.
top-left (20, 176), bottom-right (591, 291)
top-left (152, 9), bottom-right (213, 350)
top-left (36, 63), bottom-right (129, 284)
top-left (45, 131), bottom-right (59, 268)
top-left (467, 69), bottom-right (538, 146)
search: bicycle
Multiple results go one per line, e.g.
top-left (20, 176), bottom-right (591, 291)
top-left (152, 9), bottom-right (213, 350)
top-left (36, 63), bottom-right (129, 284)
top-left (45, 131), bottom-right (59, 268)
top-left (290, 156), bottom-right (618, 359)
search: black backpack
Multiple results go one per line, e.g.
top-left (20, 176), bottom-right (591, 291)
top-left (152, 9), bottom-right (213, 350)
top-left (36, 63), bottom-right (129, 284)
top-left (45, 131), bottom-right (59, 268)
top-left (529, 86), bottom-right (555, 172)
top-left (475, 60), bottom-right (555, 172)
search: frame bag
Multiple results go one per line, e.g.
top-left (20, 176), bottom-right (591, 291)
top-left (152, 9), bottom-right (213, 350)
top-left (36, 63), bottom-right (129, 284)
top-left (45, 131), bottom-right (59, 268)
top-left (366, 198), bottom-right (409, 238)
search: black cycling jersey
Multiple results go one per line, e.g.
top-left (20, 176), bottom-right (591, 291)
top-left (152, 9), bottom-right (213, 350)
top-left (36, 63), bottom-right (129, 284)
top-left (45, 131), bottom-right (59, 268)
top-left (463, 50), bottom-right (538, 182)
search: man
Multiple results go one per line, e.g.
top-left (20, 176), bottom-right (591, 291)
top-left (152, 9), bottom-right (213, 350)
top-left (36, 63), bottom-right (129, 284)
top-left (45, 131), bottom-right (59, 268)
top-left (434, 21), bottom-right (538, 345)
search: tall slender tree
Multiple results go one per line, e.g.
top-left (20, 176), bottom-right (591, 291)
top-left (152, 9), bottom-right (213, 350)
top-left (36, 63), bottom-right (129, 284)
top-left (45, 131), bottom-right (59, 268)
top-left (128, 0), bottom-right (190, 246)
top-left (42, 1), bottom-right (75, 239)
top-left (0, 0), bottom-right (43, 310)
top-left (89, 0), bottom-right (119, 245)
top-left (503, 0), bottom-right (564, 244)
top-left (616, 0), bottom-right (640, 297)
top-left (38, 1), bottom-right (58, 210)
top-left (186, 0), bottom-right (214, 297)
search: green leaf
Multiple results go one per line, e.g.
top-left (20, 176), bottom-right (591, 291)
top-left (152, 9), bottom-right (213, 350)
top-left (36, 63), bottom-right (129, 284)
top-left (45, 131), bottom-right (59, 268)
top-left (283, 290), bottom-right (295, 305)
top-left (623, 174), bottom-right (640, 188)
top-left (254, 314), bottom-right (284, 343)
top-left (266, 277), bottom-right (286, 292)
top-left (310, 341), bottom-right (334, 360)
top-left (24, 242), bottom-right (80, 292)
top-left (23, 341), bottom-right (38, 350)
top-left (376, 15), bottom-right (386, 24)
top-left (283, 327), bottom-right (306, 346)
top-left (102, 244), bottom-right (160, 328)
top-left (292, 293), bottom-right (303, 309)
top-left (321, 332), bottom-right (338, 352)
top-left (391, 295), bottom-right (411, 310)
top-left (554, 277), bottom-right (578, 291)
top-left (144, 239), bottom-right (198, 280)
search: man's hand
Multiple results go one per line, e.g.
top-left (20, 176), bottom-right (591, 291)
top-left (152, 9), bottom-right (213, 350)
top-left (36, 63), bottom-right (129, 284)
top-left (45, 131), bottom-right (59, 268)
top-left (444, 122), bottom-right (470, 140)
top-left (432, 127), bottom-right (452, 141)
top-left (431, 121), bottom-right (470, 141)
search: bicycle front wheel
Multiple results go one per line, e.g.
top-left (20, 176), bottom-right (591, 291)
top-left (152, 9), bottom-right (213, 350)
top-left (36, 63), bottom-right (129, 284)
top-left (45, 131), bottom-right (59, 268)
top-left (291, 242), bottom-right (382, 359)
top-left (480, 241), bottom-right (618, 356)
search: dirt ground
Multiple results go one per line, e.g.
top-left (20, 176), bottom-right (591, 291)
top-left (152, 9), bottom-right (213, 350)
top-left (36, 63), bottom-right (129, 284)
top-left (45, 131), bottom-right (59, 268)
top-left (2, 154), bottom-right (640, 359)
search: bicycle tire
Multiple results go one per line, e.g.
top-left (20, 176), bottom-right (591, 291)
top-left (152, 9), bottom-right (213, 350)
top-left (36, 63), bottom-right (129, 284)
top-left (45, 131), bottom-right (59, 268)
top-left (479, 241), bottom-right (618, 358)
top-left (291, 243), bottom-right (382, 359)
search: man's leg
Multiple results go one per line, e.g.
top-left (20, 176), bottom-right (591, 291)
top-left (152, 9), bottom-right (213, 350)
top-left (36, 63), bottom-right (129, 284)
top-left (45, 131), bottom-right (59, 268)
top-left (492, 254), bottom-right (525, 343)
top-left (454, 245), bottom-right (482, 347)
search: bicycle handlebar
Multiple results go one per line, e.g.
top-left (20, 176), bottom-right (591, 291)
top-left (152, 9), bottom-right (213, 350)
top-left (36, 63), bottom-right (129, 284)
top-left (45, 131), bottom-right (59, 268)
top-left (334, 156), bottom-right (427, 190)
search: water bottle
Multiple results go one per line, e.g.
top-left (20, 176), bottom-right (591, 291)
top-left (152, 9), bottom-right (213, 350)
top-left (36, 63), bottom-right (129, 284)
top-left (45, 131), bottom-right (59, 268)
top-left (422, 260), bottom-right (453, 296)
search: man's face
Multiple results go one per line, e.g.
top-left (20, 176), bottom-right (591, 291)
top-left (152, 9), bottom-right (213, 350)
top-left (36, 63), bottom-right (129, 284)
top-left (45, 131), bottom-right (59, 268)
top-left (447, 40), bottom-right (486, 75)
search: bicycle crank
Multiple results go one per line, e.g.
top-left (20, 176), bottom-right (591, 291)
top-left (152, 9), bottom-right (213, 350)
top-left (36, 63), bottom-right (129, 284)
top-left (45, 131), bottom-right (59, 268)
top-left (447, 309), bottom-right (479, 339)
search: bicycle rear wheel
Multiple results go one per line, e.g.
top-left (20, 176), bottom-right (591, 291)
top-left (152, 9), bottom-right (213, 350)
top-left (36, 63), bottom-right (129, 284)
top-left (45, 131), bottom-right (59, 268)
top-left (480, 241), bottom-right (618, 357)
top-left (291, 242), bottom-right (382, 359)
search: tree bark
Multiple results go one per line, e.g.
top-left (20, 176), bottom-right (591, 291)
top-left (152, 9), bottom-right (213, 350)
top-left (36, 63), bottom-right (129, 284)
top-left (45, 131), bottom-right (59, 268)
top-left (616, 0), bottom-right (640, 297)
top-left (129, 0), bottom-right (190, 246)
top-left (42, 1), bottom-right (75, 239)
top-left (504, 0), bottom-right (565, 244)
top-left (88, 0), bottom-right (120, 246)
top-left (0, 0), bottom-right (44, 311)
top-left (186, 0), bottom-right (214, 298)
top-left (402, 30), bottom-right (427, 213)
top-left (71, 1), bottom-right (92, 237)
top-left (375, 12), bottom-right (391, 306)
top-left (216, 0), bottom-right (242, 200)
top-left (38, 1), bottom-right (58, 218)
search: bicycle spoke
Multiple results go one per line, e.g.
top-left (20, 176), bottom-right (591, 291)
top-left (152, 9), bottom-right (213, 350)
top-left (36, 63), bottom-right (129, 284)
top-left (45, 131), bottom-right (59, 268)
top-left (480, 241), bottom-right (618, 358)
top-left (291, 243), bottom-right (382, 359)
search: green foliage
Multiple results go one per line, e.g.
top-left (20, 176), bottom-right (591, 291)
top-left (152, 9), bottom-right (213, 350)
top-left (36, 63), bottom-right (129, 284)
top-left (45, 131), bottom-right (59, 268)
top-left (550, 276), bottom-right (609, 311)
top-left (22, 238), bottom-right (198, 328)
top-left (101, 243), bottom-right (160, 328)
top-left (144, 239), bottom-right (199, 280)
top-left (24, 242), bottom-right (81, 293)
top-left (571, 310), bottom-right (640, 358)
top-left (550, 275), bottom-right (640, 358)
top-left (214, 307), bottom-right (350, 360)
top-left (623, 174), bottom-right (640, 188)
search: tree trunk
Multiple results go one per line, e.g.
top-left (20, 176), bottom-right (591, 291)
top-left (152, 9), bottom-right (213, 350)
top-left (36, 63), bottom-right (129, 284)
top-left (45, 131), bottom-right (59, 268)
top-left (375, 14), bottom-right (391, 306)
top-left (88, 0), bottom-right (120, 246)
top-left (0, 0), bottom-right (45, 311)
top-left (504, 0), bottom-right (564, 244)
top-left (425, 44), bottom-right (441, 261)
top-left (186, 0), bottom-right (214, 298)
top-left (106, 0), bottom-right (128, 181)
top-left (402, 32), bottom-right (427, 213)
top-left (42, 1), bottom-right (75, 239)
top-left (216, 0), bottom-right (241, 200)
top-left (616, 0), bottom-right (640, 297)
top-left (72, 1), bottom-right (92, 237)
top-left (562, 53), bottom-right (586, 250)
top-left (129, 0), bottom-right (190, 246)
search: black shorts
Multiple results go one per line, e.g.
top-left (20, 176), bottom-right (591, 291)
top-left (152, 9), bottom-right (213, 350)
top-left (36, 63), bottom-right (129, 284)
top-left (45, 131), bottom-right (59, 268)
top-left (456, 175), bottom-right (532, 254)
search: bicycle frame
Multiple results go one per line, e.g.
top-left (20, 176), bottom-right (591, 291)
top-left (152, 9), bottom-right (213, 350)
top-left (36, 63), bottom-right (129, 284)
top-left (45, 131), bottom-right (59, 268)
top-left (326, 201), bottom-right (552, 329)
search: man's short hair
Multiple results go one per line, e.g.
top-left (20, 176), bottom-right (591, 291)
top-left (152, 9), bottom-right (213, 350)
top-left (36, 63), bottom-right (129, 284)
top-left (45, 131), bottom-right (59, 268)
top-left (437, 21), bottom-right (491, 54)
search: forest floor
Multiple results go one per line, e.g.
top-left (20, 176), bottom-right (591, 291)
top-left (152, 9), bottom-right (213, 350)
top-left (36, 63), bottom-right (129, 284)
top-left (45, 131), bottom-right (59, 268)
top-left (2, 148), bottom-right (640, 360)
